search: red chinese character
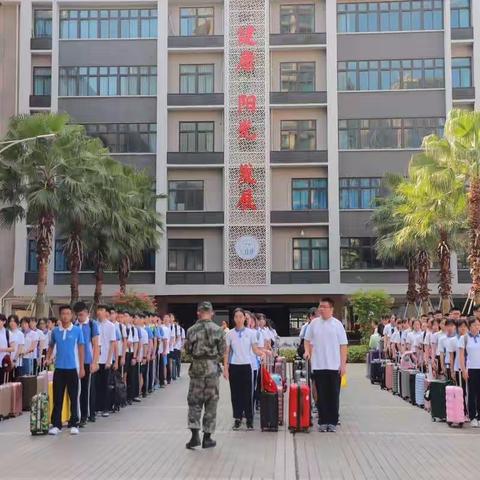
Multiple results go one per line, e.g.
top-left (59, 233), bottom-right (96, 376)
top-left (237, 189), bottom-right (257, 211)
top-left (238, 120), bottom-right (257, 141)
top-left (238, 94), bottom-right (257, 113)
top-left (239, 163), bottom-right (256, 185)
top-left (237, 25), bottom-right (256, 46)
top-left (237, 50), bottom-right (255, 72)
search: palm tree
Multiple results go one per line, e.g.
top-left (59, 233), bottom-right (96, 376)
top-left (0, 113), bottom-right (87, 316)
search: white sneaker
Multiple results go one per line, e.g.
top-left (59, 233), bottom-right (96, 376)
top-left (70, 427), bottom-right (79, 435)
top-left (48, 427), bottom-right (60, 436)
top-left (470, 419), bottom-right (479, 428)
top-left (101, 411), bottom-right (110, 418)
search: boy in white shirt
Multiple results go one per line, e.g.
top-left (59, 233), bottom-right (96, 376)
top-left (8, 315), bottom-right (24, 381)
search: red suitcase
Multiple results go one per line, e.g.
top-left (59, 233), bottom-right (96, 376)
top-left (385, 362), bottom-right (394, 390)
top-left (277, 385), bottom-right (284, 426)
top-left (10, 382), bottom-right (22, 417)
top-left (288, 383), bottom-right (310, 433)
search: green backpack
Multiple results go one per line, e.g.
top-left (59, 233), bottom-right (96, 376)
top-left (30, 393), bottom-right (49, 435)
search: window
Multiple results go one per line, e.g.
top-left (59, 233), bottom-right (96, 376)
top-left (60, 9), bottom-right (157, 39)
top-left (338, 58), bottom-right (444, 91)
top-left (180, 7), bottom-right (214, 36)
top-left (54, 239), bottom-right (68, 272)
top-left (168, 181), bottom-right (204, 211)
top-left (131, 250), bottom-right (155, 271)
top-left (33, 67), bottom-right (51, 96)
top-left (281, 120), bottom-right (316, 150)
top-left (280, 4), bottom-right (315, 33)
top-left (280, 62), bottom-right (315, 92)
top-left (338, 117), bottom-right (444, 149)
top-left (27, 237), bottom-right (38, 272)
top-left (34, 10), bottom-right (52, 38)
top-left (168, 239), bottom-right (204, 271)
top-left (337, 1), bottom-right (443, 33)
top-left (293, 238), bottom-right (328, 270)
top-left (289, 309), bottom-right (309, 336)
top-left (452, 58), bottom-right (472, 88)
top-left (292, 179), bottom-right (327, 210)
top-left (84, 123), bottom-right (156, 153)
top-left (179, 65), bottom-right (214, 94)
top-left (451, 0), bottom-right (470, 28)
top-left (339, 178), bottom-right (381, 209)
top-left (59, 66), bottom-right (157, 96)
top-left (179, 122), bottom-right (214, 152)
top-left (341, 237), bottom-right (403, 269)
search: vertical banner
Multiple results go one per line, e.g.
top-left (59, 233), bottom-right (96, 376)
top-left (225, 0), bottom-right (269, 285)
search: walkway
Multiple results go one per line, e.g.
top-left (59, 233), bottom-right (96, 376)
top-left (1, 364), bottom-right (479, 480)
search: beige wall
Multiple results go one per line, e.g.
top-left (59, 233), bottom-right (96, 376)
top-left (167, 168), bottom-right (223, 210)
top-left (168, 110), bottom-right (224, 151)
top-left (271, 50), bottom-right (326, 91)
top-left (168, 52), bottom-right (224, 93)
top-left (271, 226), bottom-right (328, 271)
top-left (270, 0), bottom-right (326, 34)
top-left (271, 166), bottom-right (328, 210)
top-left (270, 108), bottom-right (327, 150)
top-left (167, 227), bottom-right (223, 271)
top-left (168, 4), bottom-right (224, 36)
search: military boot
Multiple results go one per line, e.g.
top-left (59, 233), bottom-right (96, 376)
top-left (202, 432), bottom-right (216, 449)
top-left (186, 429), bottom-right (201, 449)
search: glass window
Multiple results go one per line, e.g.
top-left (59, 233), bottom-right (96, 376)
top-left (168, 239), bottom-right (204, 271)
top-left (54, 239), bottom-right (68, 272)
top-left (33, 67), bottom-right (51, 96)
top-left (280, 120), bottom-right (316, 150)
top-left (280, 62), bottom-right (315, 92)
top-left (180, 7), bottom-right (214, 36)
top-left (452, 57), bottom-right (472, 88)
top-left (338, 117), bottom-right (444, 149)
top-left (59, 8), bottom-right (157, 39)
top-left (130, 250), bottom-right (155, 271)
top-left (179, 122), bottom-right (214, 152)
top-left (27, 233), bottom-right (38, 272)
top-left (293, 238), bottom-right (329, 270)
top-left (341, 237), bottom-right (404, 269)
top-left (292, 178), bottom-right (327, 210)
top-left (168, 180), bottom-right (204, 211)
top-left (179, 64), bottom-right (214, 94)
top-left (339, 178), bottom-right (381, 209)
top-left (280, 4), bottom-right (315, 33)
top-left (34, 10), bottom-right (52, 38)
top-left (451, 0), bottom-right (470, 28)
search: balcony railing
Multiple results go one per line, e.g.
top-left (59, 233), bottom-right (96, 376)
top-left (168, 35), bottom-right (224, 48)
top-left (270, 91), bottom-right (327, 105)
top-left (167, 93), bottom-right (224, 107)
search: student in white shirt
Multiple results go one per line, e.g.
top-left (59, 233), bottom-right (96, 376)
top-left (124, 311), bottom-right (141, 402)
top-left (442, 319), bottom-right (458, 382)
top-left (459, 318), bottom-right (480, 427)
top-left (8, 315), bottom-right (24, 381)
top-left (0, 314), bottom-right (15, 384)
top-left (224, 308), bottom-right (264, 430)
top-left (21, 317), bottom-right (38, 376)
top-left (29, 317), bottom-right (43, 372)
top-left (138, 316), bottom-right (150, 398)
top-left (305, 297), bottom-right (348, 433)
top-left (246, 311), bottom-right (264, 411)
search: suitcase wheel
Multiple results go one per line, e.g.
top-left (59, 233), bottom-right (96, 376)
top-left (459, 423), bottom-right (464, 428)
top-left (432, 417), bottom-right (436, 422)
top-left (447, 422), bottom-right (452, 426)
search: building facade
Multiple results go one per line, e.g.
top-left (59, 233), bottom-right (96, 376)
top-left (0, 0), bottom-right (479, 332)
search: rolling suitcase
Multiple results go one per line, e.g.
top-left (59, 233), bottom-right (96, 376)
top-left (260, 360), bottom-right (278, 432)
top-left (392, 365), bottom-right (399, 395)
top-left (19, 375), bottom-right (37, 411)
top-left (36, 370), bottom-right (49, 394)
top-left (0, 383), bottom-right (11, 419)
top-left (409, 370), bottom-right (417, 405)
top-left (429, 379), bottom-right (448, 421)
top-left (415, 373), bottom-right (426, 407)
top-left (370, 359), bottom-right (382, 384)
top-left (446, 384), bottom-right (465, 427)
top-left (10, 382), bottom-right (22, 417)
top-left (277, 384), bottom-right (284, 426)
top-left (30, 393), bottom-right (49, 435)
top-left (400, 369), bottom-right (410, 400)
top-left (385, 362), bottom-right (394, 391)
top-left (274, 357), bottom-right (287, 380)
top-left (380, 363), bottom-right (387, 389)
top-left (272, 374), bottom-right (282, 387)
top-left (288, 382), bottom-right (311, 433)
top-left (424, 378), bottom-right (432, 412)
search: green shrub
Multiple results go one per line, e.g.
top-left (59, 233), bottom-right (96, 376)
top-left (278, 347), bottom-right (297, 363)
top-left (347, 344), bottom-right (369, 363)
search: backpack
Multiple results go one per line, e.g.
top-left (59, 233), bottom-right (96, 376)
top-left (109, 370), bottom-right (127, 411)
top-left (297, 338), bottom-right (305, 358)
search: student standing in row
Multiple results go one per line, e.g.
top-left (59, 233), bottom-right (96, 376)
top-left (125, 312), bottom-right (141, 403)
top-left (21, 317), bottom-right (38, 375)
top-left (46, 305), bottom-right (85, 436)
top-left (0, 314), bottom-right (15, 384)
top-left (305, 297), bottom-right (348, 433)
top-left (74, 302), bottom-right (100, 427)
top-left (8, 315), bottom-right (24, 380)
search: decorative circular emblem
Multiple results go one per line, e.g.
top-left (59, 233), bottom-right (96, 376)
top-left (235, 235), bottom-right (260, 260)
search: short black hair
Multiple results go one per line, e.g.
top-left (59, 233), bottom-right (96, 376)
top-left (96, 304), bottom-right (108, 311)
top-left (457, 319), bottom-right (468, 328)
top-left (0, 314), bottom-right (6, 323)
top-left (445, 319), bottom-right (456, 326)
top-left (59, 305), bottom-right (72, 314)
top-left (73, 301), bottom-right (88, 314)
top-left (450, 308), bottom-right (461, 313)
top-left (109, 306), bottom-right (116, 313)
top-left (320, 297), bottom-right (335, 308)
top-left (7, 314), bottom-right (19, 325)
top-left (434, 310), bottom-right (442, 315)
top-left (308, 307), bottom-right (317, 318)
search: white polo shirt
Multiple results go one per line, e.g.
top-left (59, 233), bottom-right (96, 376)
top-left (169, 325), bottom-right (176, 352)
top-left (250, 328), bottom-right (263, 370)
top-left (459, 334), bottom-right (480, 369)
top-left (10, 329), bottom-right (24, 365)
top-left (407, 330), bottom-right (424, 349)
top-left (445, 335), bottom-right (458, 368)
top-left (305, 316), bottom-right (348, 371)
top-left (125, 324), bottom-right (139, 354)
top-left (390, 329), bottom-right (400, 344)
top-left (226, 328), bottom-right (258, 365)
top-left (384, 324), bottom-right (393, 338)
top-left (23, 330), bottom-right (38, 359)
top-left (138, 327), bottom-right (149, 361)
top-left (161, 325), bottom-right (170, 353)
top-left (98, 320), bottom-right (116, 364)
top-left (0, 328), bottom-right (9, 364)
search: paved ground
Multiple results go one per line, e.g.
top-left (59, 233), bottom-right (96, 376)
top-left (1, 364), bottom-right (480, 479)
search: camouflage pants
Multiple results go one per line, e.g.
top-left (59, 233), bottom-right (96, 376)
top-left (187, 375), bottom-right (219, 433)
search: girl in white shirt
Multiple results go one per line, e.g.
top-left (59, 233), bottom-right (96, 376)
top-left (8, 315), bottom-right (24, 380)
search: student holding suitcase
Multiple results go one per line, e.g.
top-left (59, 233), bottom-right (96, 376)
top-left (304, 297), bottom-right (348, 433)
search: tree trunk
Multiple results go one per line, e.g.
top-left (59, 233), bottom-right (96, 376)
top-left (35, 212), bottom-right (54, 317)
top-left (405, 254), bottom-right (419, 317)
top-left (94, 264), bottom-right (104, 307)
top-left (437, 230), bottom-right (452, 315)
top-left (68, 231), bottom-right (83, 306)
top-left (118, 256), bottom-right (130, 294)
top-left (417, 249), bottom-right (430, 315)
top-left (468, 177), bottom-right (480, 305)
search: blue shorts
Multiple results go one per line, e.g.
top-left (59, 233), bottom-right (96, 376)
top-left (162, 356), bottom-right (168, 366)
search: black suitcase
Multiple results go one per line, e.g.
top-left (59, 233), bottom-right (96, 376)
top-left (380, 363), bottom-right (387, 389)
top-left (19, 375), bottom-right (37, 411)
top-left (409, 371), bottom-right (417, 405)
top-left (260, 391), bottom-right (279, 432)
top-left (370, 360), bottom-right (382, 384)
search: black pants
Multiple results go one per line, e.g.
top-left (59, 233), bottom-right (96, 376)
top-left (141, 363), bottom-right (148, 395)
top-left (96, 364), bottom-right (110, 412)
top-left (313, 370), bottom-right (341, 426)
top-left (253, 369), bottom-right (259, 409)
top-left (167, 353), bottom-right (175, 382)
top-left (51, 368), bottom-right (79, 429)
top-left (147, 359), bottom-right (154, 392)
top-left (79, 364), bottom-right (96, 420)
top-left (174, 349), bottom-right (181, 377)
top-left (468, 369), bottom-right (480, 420)
top-left (125, 352), bottom-right (139, 400)
top-left (159, 354), bottom-right (166, 386)
top-left (229, 364), bottom-right (253, 422)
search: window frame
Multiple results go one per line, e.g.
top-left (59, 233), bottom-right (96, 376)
top-left (451, 0), bottom-right (471, 28)
top-left (167, 239), bottom-right (204, 271)
top-left (178, 121), bottom-right (215, 153)
top-left (452, 57), bottom-right (472, 88)
top-left (280, 4), bottom-right (315, 34)
top-left (280, 119), bottom-right (317, 151)
top-left (33, 9), bottom-right (53, 38)
top-left (33, 67), bottom-right (52, 96)
top-left (168, 180), bottom-right (205, 211)
top-left (279, 61), bottom-right (316, 92)
top-left (179, 64), bottom-right (215, 94)
top-left (339, 177), bottom-right (381, 210)
top-left (291, 178), bottom-right (328, 210)
top-left (292, 237), bottom-right (329, 271)
top-left (179, 7), bottom-right (214, 36)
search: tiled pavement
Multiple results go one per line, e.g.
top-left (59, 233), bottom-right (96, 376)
top-left (1, 364), bottom-right (480, 480)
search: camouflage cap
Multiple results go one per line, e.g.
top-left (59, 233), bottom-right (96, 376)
top-left (197, 301), bottom-right (213, 312)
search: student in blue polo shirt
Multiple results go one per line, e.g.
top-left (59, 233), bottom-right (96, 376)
top-left (46, 305), bottom-right (85, 436)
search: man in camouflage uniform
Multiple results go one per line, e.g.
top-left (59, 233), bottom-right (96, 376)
top-left (184, 301), bottom-right (226, 449)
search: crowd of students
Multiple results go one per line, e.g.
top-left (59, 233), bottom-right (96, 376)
top-left (370, 307), bottom-right (480, 427)
top-left (0, 303), bottom-right (185, 435)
